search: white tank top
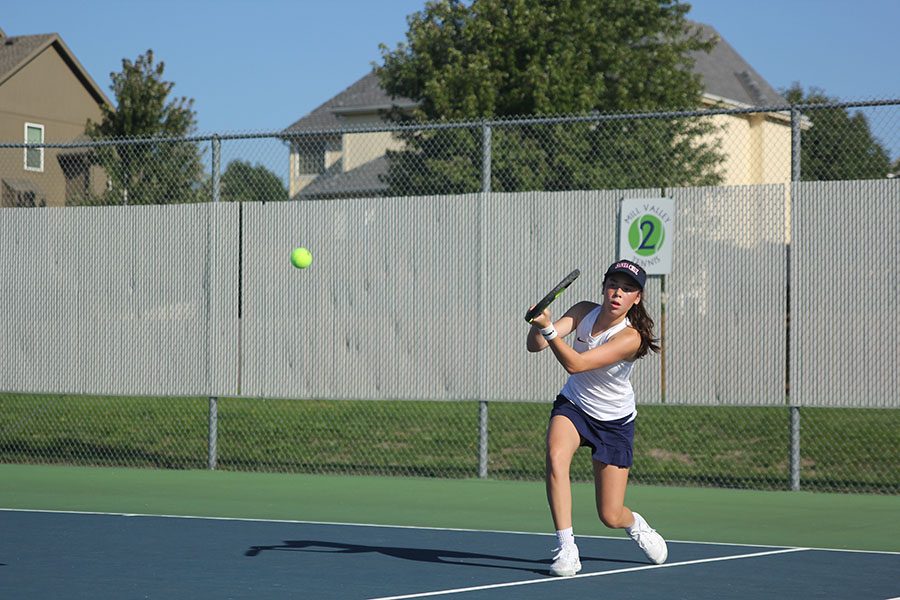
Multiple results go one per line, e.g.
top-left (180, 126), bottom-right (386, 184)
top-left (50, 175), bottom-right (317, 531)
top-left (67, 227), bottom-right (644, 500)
top-left (559, 305), bottom-right (637, 422)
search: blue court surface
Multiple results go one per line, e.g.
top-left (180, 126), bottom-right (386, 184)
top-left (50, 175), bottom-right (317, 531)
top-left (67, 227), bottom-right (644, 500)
top-left (1, 509), bottom-right (897, 599)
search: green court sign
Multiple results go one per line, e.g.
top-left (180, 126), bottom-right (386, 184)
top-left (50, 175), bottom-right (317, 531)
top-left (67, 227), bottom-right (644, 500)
top-left (618, 197), bottom-right (676, 275)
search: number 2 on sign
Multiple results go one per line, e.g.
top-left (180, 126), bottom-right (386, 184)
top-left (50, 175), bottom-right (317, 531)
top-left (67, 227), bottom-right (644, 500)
top-left (639, 219), bottom-right (656, 251)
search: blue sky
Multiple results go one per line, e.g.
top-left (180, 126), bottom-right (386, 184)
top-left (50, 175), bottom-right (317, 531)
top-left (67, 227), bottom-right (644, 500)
top-left (4, 0), bottom-right (899, 136)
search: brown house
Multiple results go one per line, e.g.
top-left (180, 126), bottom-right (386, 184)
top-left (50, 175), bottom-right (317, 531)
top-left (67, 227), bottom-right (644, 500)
top-left (0, 26), bottom-right (111, 207)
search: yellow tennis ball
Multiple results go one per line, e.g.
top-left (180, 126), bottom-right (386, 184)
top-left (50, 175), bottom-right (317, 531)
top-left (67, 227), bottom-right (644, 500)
top-left (291, 247), bottom-right (312, 269)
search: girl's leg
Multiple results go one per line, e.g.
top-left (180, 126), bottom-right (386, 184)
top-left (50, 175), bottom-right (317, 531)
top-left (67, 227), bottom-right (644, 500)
top-left (593, 460), bottom-right (668, 564)
top-left (545, 415), bottom-right (581, 530)
top-left (592, 460), bottom-right (634, 529)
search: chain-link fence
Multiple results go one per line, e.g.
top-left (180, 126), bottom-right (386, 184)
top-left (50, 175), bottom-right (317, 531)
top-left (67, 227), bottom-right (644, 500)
top-left (0, 101), bottom-right (898, 494)
top-left (2, 99), bottom-right (897, 207)
top-left (3, 395), bottom-right (897, 493)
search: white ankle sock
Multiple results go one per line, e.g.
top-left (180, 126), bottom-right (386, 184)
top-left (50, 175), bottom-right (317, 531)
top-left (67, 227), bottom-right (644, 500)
top-left (556, 527), bottom-right (575, 548)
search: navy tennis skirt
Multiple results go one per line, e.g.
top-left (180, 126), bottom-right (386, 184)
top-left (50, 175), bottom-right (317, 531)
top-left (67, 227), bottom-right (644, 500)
top-left (550, 395), bottom-right (635, 468)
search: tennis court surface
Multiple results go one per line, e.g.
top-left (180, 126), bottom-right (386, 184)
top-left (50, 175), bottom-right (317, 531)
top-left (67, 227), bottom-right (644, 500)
top-left (2, 508), bottom-right (897, 599)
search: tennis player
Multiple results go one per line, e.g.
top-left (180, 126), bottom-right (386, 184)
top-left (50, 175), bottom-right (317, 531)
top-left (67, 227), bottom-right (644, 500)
top-left (526, 259), bottom-right (667, 577)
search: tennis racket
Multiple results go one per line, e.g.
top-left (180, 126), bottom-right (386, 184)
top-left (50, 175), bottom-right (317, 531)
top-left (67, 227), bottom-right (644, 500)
top-left (524, 269), bottom-right (581, 323)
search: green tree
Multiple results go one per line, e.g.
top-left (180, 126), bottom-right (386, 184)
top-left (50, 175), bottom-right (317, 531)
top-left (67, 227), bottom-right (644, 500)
top-left (785, 84), bottom-right (892, 181)
top-left (376, 0), bottom-right (724, 194)
top-left (82, 49), bottom-right (205, 205)
top-left (219, 160), bottom-right (288, 203)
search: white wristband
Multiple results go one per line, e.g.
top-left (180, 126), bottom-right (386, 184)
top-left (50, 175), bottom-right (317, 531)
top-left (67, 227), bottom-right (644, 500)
top-left (540, 324), bottom-right (558, 341)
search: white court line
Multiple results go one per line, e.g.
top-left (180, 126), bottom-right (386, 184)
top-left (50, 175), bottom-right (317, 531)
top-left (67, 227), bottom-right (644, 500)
top-left (365, 547), bottom-right (810, 600)
top-left (2, 507), bottom-right (898, 556)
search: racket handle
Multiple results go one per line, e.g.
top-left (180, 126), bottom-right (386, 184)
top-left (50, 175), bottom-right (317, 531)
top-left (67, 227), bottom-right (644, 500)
top-left (524, 303), bottom-right (547, 323)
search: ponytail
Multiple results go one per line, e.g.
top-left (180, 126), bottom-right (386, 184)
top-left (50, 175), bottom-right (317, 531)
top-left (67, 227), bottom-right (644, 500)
top-left (627, 300), bottom-right (660, 359)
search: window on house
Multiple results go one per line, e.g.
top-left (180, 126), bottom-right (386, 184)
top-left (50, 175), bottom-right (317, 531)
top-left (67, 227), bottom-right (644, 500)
top-left (25, 123), bottom-right (44, 171)
top-left (297, 150), bottom-right (324, 174)
top-left (296, 138), bottom-right (327, 174)
top-left (294, 135), bottom-right (343, 175)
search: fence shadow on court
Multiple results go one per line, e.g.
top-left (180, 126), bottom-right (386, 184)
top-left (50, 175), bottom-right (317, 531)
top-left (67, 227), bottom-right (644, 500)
top-left (244, 539), bottom-right (644, 576)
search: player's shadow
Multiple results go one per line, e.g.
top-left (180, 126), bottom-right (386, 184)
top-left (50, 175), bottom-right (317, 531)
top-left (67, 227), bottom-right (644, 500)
top-left (244, 540), bottom-right (643, 576)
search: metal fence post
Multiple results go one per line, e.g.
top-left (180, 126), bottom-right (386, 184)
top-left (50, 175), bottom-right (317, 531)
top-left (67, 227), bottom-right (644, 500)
top-left (208, 397), bottom-right (218, 470)
top-left (788, 108), bottom-right (800, 490)
top-left (789, 406), bottom-right (800, 491)
top-left (478, 122), bottom-right (492, 478)
top-left (212, 134), bottom-right (221, 204)
top-left (208, 135), bottom-right (221, 470)
top-left (790, 106), bottom-right (801, 182)
top-left (481, 121), bottom-right (492, 192)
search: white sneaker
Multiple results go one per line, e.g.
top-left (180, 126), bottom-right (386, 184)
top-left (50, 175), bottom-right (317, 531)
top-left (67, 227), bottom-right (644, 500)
top-left (627, 512), bottom-right (668, 564)
top-left (550, 544), bottom-right (582, 577)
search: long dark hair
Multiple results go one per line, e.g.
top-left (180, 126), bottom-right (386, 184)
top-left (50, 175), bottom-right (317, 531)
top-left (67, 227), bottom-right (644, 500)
top-left (627, 298), bottom-right (660, 359)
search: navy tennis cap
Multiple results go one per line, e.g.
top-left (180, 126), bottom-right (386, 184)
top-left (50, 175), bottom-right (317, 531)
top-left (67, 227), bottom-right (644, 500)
top-left (604, 259), bottom-right (647, 289)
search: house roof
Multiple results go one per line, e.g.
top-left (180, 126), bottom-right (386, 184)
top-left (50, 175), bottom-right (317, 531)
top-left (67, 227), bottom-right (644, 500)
top-left (0, 30), bottom-right (112, 108)
top-left (284, 72), bottom-right (416, 133)
top-left (690, 23), bottom-right (785, 107)
top-left (295, 155), bottom-right (389, 199)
